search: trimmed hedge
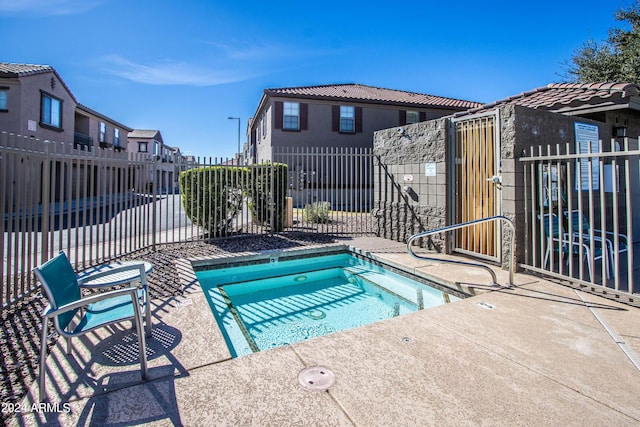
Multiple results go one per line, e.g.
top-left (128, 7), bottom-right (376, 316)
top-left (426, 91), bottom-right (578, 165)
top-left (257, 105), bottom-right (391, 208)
top-left (247, 163), bottom-right (288, 231)
top-left (180, 163), bottom-right (288, 235)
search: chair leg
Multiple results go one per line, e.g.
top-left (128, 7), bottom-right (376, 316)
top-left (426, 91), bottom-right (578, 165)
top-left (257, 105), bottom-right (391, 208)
top-left (145, 307), bottom-right (152, 338)
top-left (583, 247), bottom-right (593, 282)
top-left (39, 318), bottom-right (49, 402)
top-left (543, 242), bottom-right (551, 269)
top-left (132, 301), bottom-right (148, 380)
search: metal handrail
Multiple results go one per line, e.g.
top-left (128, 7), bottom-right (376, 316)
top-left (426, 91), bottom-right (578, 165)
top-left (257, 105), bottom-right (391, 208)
top-left (406, 215), bottom-right (515, 287)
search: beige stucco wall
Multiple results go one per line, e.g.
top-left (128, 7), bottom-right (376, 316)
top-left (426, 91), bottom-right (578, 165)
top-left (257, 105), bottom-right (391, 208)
top-left (0, 71), bottom-right (76, 142)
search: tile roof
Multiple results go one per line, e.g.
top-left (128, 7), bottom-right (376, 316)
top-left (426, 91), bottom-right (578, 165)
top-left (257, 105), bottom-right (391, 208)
top-left (128, 129), bottom-right (163, 142)
top-left (0, 62), bottom-right (54, 77)
top-left (264, 84), bottom-right (482, 110)
top-left (0, 62), bottom-right (77, 103)
top-left (457, 82), bottom-right (640, 117)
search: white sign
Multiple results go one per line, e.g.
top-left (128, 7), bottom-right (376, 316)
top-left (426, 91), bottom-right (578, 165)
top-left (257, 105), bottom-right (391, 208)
top-left (574, 122), bottom-right (599, 191)
top-left (425, 162), bottom-right (436, 177)
top-left (28, 120), bottom-right (37, 132)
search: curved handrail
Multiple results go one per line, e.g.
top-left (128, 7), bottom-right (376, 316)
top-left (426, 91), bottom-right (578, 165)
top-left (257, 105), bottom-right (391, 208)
top-left (406, 215), bottom-right (515, 287)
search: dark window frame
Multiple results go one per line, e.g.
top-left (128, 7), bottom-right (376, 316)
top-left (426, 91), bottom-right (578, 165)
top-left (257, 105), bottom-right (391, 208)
top-left (0, 86), bottom-right (8, 112)
top-left (40, 90), bottom-right (63, 131)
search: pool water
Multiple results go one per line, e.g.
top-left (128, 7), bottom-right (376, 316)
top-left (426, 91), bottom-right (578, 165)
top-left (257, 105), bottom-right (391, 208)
top-left (196, 252), bottom-right (460, 357)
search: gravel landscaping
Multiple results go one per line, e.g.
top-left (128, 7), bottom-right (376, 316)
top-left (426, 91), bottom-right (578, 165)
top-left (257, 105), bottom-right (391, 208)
top-left (0, 232), bottom-right (340, 423)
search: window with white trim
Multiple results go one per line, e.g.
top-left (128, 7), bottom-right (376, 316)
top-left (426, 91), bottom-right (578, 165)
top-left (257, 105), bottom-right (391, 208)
top-left (138, 142), bottom-right (148, 152)
top-left (340, 106), bottom-right (355, 133)
top-left (283, 102), bottom-right (299, 130)
top-left (114, 128), bottom-right (120, 147)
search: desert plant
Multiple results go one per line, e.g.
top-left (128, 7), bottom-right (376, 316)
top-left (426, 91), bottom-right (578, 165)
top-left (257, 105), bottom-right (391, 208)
top-left (303, 201), bottom-right (331, 223)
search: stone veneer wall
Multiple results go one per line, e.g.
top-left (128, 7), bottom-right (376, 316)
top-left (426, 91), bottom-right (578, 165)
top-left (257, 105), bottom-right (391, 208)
top-left (372, 117), bottom-right (449, 250)
top-left (373, 104), bottom-right (610, 268)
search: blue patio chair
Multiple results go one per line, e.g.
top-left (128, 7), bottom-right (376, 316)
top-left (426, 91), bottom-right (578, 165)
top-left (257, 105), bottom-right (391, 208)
top-left (563, 209), bottom-right (628, 276)
top-left (539, 213), bottom-right (569, 269)
top-left (34, 252), bottom-right (148, 402)
top-left (539, 213), bottom-right (608, 281)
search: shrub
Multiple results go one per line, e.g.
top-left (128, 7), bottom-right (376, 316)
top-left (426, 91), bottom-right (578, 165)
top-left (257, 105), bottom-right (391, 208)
top-left (247, 163), bottom-right (288, 231)
top-left (303, 201), bottom-right (331, 223)
top-left (179, 166), bottom-right (245, 236)
top-left (180, 163), bottom-right (288, 235)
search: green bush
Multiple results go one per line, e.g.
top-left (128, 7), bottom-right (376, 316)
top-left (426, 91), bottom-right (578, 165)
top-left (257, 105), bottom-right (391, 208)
top-left (180, 163), bottom-right (288, 235)
top-left (179, 166), bottom-right (245, 236)
top-left (247, 163), bottom-right (288, 231)
top-left (303, 201), bottom-right (331, 223)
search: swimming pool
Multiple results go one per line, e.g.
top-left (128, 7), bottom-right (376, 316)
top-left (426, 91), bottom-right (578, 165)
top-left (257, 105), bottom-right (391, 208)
top-left (195, 249), bottom-right (463, 357)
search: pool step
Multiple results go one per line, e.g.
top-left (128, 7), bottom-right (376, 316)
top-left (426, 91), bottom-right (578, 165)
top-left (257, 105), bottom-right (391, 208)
top-left (342, 266), bottom-right (450, 309)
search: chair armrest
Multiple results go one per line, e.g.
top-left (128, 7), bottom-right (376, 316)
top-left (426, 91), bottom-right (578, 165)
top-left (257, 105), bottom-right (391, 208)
top-left (42, 286), bottom-right (139, 320)
top-left (78, 263), bottom-right (148, 289)
top-left (601, 230), bottom-right (629, 247)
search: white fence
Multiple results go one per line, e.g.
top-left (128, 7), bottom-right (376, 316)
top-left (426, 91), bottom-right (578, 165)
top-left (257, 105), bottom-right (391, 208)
top-left (519, 137), bottom-right (639, 294)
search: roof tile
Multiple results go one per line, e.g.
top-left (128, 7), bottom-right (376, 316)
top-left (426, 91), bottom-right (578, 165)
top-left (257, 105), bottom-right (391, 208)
top-left (264, 83), bottom-right (482, 110)
top-left (457, 82), bottom-right (640, 117)
top-left (0, 62), bottom-right (53, 77)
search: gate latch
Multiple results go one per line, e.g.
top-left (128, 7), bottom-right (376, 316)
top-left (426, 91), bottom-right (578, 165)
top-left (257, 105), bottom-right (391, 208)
top-left (486, 175), bottom-right (502, 184)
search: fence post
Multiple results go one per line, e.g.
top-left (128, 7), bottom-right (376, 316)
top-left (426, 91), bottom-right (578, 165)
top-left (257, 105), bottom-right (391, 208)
top-left (40, 142), bottom-right (51, 264)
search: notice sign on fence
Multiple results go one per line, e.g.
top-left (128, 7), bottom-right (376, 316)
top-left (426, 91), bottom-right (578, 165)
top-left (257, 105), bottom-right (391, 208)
top-left (575, 122), bottom-right (600, 191)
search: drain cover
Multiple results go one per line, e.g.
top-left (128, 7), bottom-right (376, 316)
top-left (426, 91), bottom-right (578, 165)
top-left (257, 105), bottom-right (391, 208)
top-left (477, 302), bottom-right (495, 310)
top-left (298, 366), bottom-right (335, 391)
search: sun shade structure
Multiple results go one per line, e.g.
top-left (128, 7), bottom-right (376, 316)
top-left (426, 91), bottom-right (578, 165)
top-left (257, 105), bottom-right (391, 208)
top-left (33, 252), bottom-right (150, 402)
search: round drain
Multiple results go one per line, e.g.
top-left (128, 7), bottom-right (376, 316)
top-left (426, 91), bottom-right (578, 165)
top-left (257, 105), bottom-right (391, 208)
top-left (307, 309), bottom-right (326, 320)
top-left (298, 366), bottom-right (335, 391)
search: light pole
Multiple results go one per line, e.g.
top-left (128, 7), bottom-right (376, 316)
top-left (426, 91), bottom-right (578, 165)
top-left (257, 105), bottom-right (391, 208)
top-left (227, 116), bottom-right (240, 159)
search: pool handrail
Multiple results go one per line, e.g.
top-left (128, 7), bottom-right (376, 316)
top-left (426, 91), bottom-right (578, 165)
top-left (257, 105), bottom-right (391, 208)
top-left (406, 215), bottom-right (515, 287)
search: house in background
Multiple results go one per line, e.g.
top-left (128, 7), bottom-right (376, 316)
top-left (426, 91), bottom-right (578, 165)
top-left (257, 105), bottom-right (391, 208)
top-left (248, 83), bottom-right (481, 164)
top-left (128, 129), bottom-right (183, 192)
top-left (1, 62), bottom-right (188, 196)
top-left (248, 83), bottom-right (481, 209)
top-left (75, 103), bottom-right (132, 151)
top-left (0, 63), bottom-right (77, 143)
top-left (0, 63), bottom-right (133, 152)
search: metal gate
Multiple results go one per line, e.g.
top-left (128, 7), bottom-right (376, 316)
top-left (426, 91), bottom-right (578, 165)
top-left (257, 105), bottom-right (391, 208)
top-left (451, 111), bottom-right (501, 261)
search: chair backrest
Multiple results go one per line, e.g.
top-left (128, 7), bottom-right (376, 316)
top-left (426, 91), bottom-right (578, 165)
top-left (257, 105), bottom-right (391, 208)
top-left (34, 252), bottom-right (81, 330)
top-left (564, 210), bottom-right (589, 233)
top-left (540, 213), bottom-right (562, 238)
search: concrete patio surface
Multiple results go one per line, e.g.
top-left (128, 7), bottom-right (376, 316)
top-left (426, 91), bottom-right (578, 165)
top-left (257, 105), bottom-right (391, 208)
top-left (9, 237), bottom-right (640, 426)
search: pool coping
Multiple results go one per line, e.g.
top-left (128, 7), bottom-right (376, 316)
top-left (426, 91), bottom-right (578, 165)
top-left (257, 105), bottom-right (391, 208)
top-left (187, 244), bottom-right (471, 358)
top-left (13, 237), bottom-right (640, 425)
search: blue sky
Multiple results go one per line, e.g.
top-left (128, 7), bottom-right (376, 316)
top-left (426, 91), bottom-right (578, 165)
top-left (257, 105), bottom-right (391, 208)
top-left (0, 0), bottom-right (623, 159)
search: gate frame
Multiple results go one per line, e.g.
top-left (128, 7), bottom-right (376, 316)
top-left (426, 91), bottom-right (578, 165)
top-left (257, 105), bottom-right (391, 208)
top-left (448, 109), bottom-right (502, 263)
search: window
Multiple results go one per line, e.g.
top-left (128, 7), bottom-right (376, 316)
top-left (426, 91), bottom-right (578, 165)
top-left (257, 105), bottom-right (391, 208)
top-left (114, 128), bottom-right (120, 147)
top-left (340, 106), bottom-right (355, 133)
top-left (41, 92), bottom-right (62, 129)
top-left (0, 87), bottom-right (7, 111)
top-left (406, 111), bottom-right (419, 124)
top-left (262, 113), bottom-right (267, 137)
top-left (283, 102), bottom-right (300, 130)
top-left (99, 122), bottom-right (107, 143)
top-left (138, 142), bottom-right (148, 152)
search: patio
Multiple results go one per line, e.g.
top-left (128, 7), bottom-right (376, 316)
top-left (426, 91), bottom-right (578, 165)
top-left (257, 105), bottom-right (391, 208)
top-left (6, 236), bottom-right (640, 426)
